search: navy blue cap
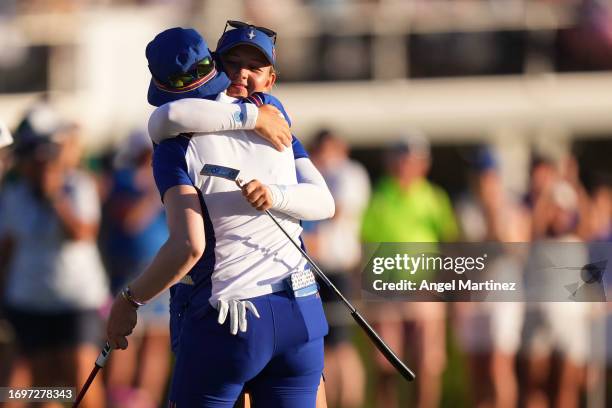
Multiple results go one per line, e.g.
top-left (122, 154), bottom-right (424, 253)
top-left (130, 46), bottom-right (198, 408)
top-left (216, 27), bottom-right (276, 66)
top-left (146, 27), bottom-right (230, 107)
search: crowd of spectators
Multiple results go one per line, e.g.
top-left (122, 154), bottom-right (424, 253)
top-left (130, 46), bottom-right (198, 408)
top-left (0, 103), bottom-right (611, 407)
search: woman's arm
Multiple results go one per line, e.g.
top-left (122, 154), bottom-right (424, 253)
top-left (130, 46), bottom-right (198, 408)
top-left (148, 98), bottom-right (258, 142)
top-left (129, 184), bottom-right (204, 301)
top-left (241, 157), bottom-right (335, 221)
top-left (106, 184), bottom-right (205, 349)
top-left (148, 99), bottom-right (291, 150)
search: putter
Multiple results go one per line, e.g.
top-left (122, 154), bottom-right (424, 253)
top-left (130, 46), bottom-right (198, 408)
top-left (73, 342), bottom-right (112, 407)
top-left (201, 164), bottom-right (416, 381)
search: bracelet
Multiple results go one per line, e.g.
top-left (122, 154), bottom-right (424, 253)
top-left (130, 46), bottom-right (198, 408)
top-left (121, 287), bottom-right (146, 309)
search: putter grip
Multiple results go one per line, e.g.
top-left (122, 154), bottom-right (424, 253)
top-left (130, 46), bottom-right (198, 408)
top-left (95, 342), bottom-right (112, 368)
top-left (351, 310), bottom-right (416, 382)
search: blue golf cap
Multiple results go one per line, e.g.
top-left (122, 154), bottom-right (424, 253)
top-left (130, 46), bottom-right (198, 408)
top-left (146, 27), bottom-right (230, 107)
top-left (216, 25), bottom-right (276, 66)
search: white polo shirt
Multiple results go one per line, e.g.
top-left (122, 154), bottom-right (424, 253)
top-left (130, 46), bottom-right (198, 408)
top-left (152, 93), bottom-right (308, 314)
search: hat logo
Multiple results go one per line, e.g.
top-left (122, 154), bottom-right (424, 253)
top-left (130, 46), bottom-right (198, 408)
top-left (247, 29), bottom-right (256, 40)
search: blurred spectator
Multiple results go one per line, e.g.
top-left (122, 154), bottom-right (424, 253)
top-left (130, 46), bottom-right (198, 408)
top-left (588, 179), bottom-right (612, 242)
top-left (303, 129), bottom-right (369, 408)
top-left (0, 119), bottom-right (13, 292)
top-left (531, 154), bottom-right (591, 240)
top-left (0, 103), bottom-right (109, 408)
top-left (453, 147), bottom-right (528, 408)
top-left (456, 147), bottom-right (530, 243)
top-left (583, 178), bottom-right (612, 403)
top-left (523, 154), bottom-right (558, 210)
top-left (523, 174), bottom-right (591, 408)
top-left (0, 120), bottom-right (13, 148)
top-left (586, 177), bottom-right (612, 295)
top-left (100, 130), bottom-right (170, 408)
top-left (361, 133), bottom-right (458, 408)
top-left (0, 119), bottom-right (14, 398)
top-left (0, 120), bottom-right (13, 182)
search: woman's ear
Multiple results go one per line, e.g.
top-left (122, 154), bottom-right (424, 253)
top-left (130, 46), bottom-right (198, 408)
top-left (265, 69), bottom-right (277, 90)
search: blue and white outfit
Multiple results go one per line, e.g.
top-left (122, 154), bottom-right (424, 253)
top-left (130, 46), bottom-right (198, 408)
top-left (149, 92), bottom-right (333, 356)
top-left (153, 94), bottom-right (329, 407)
top-left (146, 28), bottom-right (333, 408)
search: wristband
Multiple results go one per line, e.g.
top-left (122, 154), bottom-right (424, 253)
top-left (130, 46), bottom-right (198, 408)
top-left (268, 184), bottom-right (287, 210)
top-left (242, 103), bottom-right (259, 130)
top-left (121, 287), bottom-right (146, 309)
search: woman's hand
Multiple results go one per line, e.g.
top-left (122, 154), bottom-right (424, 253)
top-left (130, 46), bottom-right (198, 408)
top-left (106, 292), bottom-right (138, 350)
top-left (254, 105), bottom-right (291, 151)
top-left (240, 179), bottom-right (274, 211)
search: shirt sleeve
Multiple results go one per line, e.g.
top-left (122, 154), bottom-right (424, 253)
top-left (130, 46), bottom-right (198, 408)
top-left (291, 136), bottom-right (308, 160)
top-left (246, 93), bottom-right (292, 127)
top-left (152, 138), bottom-right (194, 201)
top-left (267, 157), bottom-right (335, 221)
top-left (148, 98), bottom-right (259, 144)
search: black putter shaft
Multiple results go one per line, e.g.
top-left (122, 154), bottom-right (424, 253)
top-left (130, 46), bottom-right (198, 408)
top-left (73, 342), bottom-right (112, 407)
top-left (263, 208), bottom-right (416, 382)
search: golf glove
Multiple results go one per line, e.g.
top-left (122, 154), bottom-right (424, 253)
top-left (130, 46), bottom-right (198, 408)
top-left (217, 299), bottom-right (260, 335)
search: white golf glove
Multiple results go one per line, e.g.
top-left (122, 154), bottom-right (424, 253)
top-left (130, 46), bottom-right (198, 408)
top-left (217, 299), bottom-right (260, 335)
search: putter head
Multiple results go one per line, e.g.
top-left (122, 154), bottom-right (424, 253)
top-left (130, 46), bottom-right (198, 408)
top-left (201, 164), bottom-right (241, 181)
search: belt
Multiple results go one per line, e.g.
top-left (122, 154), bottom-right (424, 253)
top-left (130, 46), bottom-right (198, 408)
top-left (179, 270), bottom-right (318, 298)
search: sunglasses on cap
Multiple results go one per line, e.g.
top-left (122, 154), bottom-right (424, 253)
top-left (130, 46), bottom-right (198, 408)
top-left (151, 56), bottom-right (216, 90)
top-left (223, 20), bottom-right (277, 44)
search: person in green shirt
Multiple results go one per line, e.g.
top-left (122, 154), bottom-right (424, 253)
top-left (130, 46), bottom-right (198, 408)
top-left (361, 134), bottom-right (457, 408)
top-left (362, 137), bottom-right (457, 243)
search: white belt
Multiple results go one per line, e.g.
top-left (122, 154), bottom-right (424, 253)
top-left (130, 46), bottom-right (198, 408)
top-left (180, 270), bottom-right (318, 297)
